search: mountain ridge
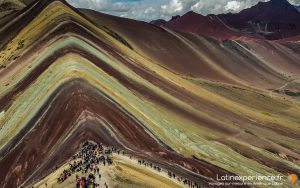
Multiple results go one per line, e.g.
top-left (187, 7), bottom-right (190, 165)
top-left (152, 0), bottom-right (300, 40)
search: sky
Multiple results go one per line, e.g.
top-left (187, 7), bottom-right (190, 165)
top-left (66, 0), bottom-right (300, 21)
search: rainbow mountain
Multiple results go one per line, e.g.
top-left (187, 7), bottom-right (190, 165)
top-left (0, 0), bottom-right (300, 187)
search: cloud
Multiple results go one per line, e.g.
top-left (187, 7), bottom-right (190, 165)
top-left (161, 0), bottom-right (206, 16)
top-left (225, 1), bottom-right (241, 11)
top-left (289, 0), bottom-right (300, 4)
top-left (67, 0), bottom-right (131, 12)
top-left (66, 0), bottom-right (300, 21)
top-left (144, 7), bottom-right (155, 14)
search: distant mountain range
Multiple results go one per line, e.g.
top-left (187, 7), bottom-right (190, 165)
top-left (151, 0), bottom-right (300, 40)
top-left (149, 19), bottom-right (167, 26)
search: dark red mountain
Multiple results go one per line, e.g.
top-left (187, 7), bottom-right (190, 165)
top-left (163, 11), bottom-right (242, 40)
top-left (155, 0), bottom-right (300, 40)
top-left (212, 0), bottom-right (300, 39)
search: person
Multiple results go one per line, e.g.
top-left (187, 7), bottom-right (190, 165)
top-left (76, 177), bottom-right (81, 188)
top-left (80, 178), bottom-right (85, 188)
top-left (89, 183), bottom-right (95, 188)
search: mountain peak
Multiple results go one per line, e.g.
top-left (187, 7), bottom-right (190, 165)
top-left (169, 15), bottom-right (180, 21)
top-left (269, 0), bottom-right (290, 4)
top-left (213, 0), bottom-right (300, 39)
top-left (150, 19), bottom-right (167, 26)
top-left (182, 10), bottom-right (207, 18)
top-left (185, 10), bottom-right (196, 15)
top-left (255, 0), bottom-right (296, 12)
top-left (266, 0), bottom-right (295, 10)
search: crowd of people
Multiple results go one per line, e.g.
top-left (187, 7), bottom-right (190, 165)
top-left (167, 171), bottom-right (200, 188)
top-left (138, 159), bottom-right (162, 172)
top-left (58, 141), bottom-right (114, 188)
top-left (55, 141), bottom-right (200, 188)
top-left (137, 158), bottom-right (200, 188)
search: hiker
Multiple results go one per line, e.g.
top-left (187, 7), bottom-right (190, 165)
top-left (80, 178), bottom-right (85, 188)
top-left (76, 177), bottom-right (81, 188)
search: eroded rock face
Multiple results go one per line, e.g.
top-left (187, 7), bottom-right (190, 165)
top-left (0, 0), bottom-right (300, 187)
